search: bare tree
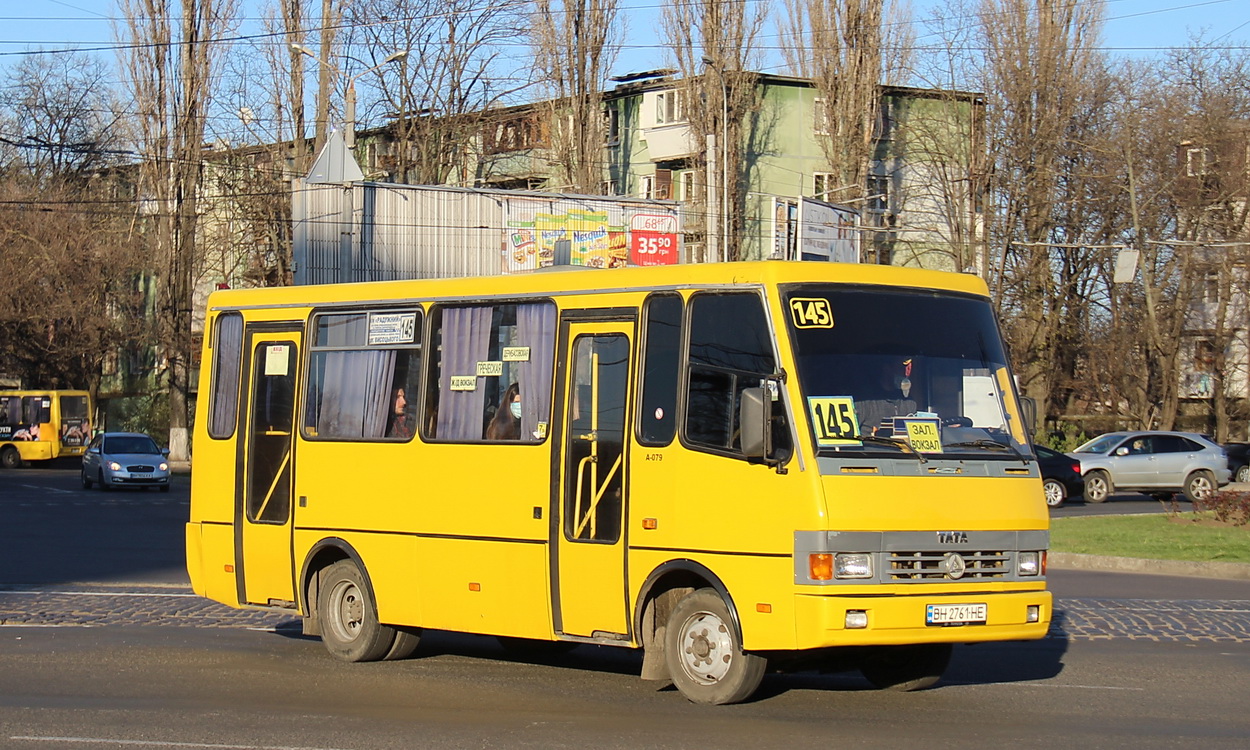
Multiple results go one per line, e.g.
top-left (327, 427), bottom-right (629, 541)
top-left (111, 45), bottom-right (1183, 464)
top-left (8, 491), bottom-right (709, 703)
top-left (531, 0), bottom-right (621, 192)
top-left (780, 0), bottom-right (910, 206)
top-left (973, 0), bottom-right (1104, 422)
top-left (663, 0), bottom-right (767, 261)
top-left (346, 0), bottom-right (531, 186)
top-left (0, 55), bottom-right (144, 407)
top-left (116, 0), bottom-right (238, 461)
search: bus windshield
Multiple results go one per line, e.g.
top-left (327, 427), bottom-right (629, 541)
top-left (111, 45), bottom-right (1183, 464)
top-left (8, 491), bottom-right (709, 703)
top-left (783, 285), bottom-right (1032, 458)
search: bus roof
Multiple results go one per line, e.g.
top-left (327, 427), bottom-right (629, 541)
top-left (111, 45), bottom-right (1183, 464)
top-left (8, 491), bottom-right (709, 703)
top-left (206, 260), bottom-right (990, 312)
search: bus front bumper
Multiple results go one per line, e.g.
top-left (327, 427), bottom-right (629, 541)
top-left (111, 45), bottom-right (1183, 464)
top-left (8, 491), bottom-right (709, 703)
top-left (793, 589), bottom-right (1053, 647)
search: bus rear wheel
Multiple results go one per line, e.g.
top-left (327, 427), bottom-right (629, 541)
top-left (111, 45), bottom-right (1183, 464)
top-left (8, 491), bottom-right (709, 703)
top-left (859, 643), bottom-right (952, 691)
top-left (664, 588), bottom-right (766, 705)
top-left (317, 560), bottom-right (399, 663)
top-left (1, 446), bottom-right (21, 469)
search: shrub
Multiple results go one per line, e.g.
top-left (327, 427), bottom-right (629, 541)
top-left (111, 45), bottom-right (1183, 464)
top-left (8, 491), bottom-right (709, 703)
top-left (1195, 488), bottom-right (1250, 527)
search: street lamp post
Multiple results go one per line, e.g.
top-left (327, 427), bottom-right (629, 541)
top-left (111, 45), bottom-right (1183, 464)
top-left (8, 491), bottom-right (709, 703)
top-left (290, 44), bottom-right (409, 150)
top-left (703, 56), bottom-right (729, 263)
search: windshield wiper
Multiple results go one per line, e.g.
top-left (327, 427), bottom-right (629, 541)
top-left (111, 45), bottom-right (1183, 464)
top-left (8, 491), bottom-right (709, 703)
top-left (854, 434), bottom-right (928, 463)
top-left (945, 439), bottom-right (1027, 462)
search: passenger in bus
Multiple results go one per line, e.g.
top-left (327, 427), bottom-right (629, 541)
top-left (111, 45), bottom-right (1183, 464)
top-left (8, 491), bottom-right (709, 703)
top-left (857, 362), bottom-right (917, 437)
top-left (386, 388), bottom-right (413, 439)
top-left (486, 382), bottom-right (522, 440)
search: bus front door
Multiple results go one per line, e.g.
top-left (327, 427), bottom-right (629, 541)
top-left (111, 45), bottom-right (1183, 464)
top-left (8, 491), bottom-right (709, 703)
top-left (554, 322), bottom-right (632, 639)
top-left (238, 328), bottom-right (301, 608)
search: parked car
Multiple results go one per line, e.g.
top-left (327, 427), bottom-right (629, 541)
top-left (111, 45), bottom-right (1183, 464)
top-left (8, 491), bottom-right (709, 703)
top-left (81, 432), bottom-right (171, 492)
top-left (1068, 431), bottom-right (1229, 503)
top-left (1223, 442), bottom-right (1250, 484)
top-left (1035, 445), bottom-right (1084, 508)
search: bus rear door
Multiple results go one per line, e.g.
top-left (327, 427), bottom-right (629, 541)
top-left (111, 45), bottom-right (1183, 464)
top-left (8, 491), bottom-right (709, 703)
top-left (237, 326), bottom-right (301, 607)
top-left (553, 318), bottom-right (633, 639)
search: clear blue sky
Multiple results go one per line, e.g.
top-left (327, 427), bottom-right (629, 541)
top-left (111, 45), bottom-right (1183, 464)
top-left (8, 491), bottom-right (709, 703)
top-left (1, 1), bottom-right (1247, 82)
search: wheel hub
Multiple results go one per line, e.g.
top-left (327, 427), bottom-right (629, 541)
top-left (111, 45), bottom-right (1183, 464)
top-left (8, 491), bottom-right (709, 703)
top-left (679, 611), bottom-right (734, 684)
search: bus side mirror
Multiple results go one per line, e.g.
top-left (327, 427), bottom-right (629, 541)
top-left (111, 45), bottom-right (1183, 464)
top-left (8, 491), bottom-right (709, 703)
top-left (1019, 396), bottom-right (1037, 438)
top-left (740, 387), bottom-right (769, 459)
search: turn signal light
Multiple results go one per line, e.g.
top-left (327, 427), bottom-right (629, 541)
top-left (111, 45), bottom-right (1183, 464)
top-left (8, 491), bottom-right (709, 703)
top-left (809, 553), bottom-right (833, 581)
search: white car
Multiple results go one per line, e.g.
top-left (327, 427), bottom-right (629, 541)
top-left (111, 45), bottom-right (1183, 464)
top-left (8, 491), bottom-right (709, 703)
top-left (1069, 431), bottom-right (1229, 503)
top-left (81, 432), bottom-right (171, 492)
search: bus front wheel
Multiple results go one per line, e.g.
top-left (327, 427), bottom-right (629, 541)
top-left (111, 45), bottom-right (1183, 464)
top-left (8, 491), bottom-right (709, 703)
top-left (664, 588), bottom-right (766, 705)
top-left (1, 446), bottom-right (21, 469)
top-left (859, 643), bottom-right (952, 691)
top-left (317, 560), bottom-right (398, 663)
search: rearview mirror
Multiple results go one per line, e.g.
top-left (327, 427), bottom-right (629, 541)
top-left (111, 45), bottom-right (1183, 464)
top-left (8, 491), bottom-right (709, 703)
top-left (740, 387), bottom-right (768, 459)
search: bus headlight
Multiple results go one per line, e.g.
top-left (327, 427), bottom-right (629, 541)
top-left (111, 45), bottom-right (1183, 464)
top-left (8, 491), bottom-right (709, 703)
top-left (834, 553), bottom-right (873, 579)
top-left (1018, 551), bottom-right (1041, 576)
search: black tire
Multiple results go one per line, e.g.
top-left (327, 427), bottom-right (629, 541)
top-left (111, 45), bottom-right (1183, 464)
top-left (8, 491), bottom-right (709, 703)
top-left (97, 469), bottom-right (110, 491)
top-left (664, 588), bottom-right (766, 705)
top-left (1183, 470), bottom-right (1216, 503)
top-left (1042, 478), bottom-right (1066, 508)
top-left (0, 446), bottom-right (21, 469)
top-left (160, 484), bottom-right (170, 493)
top-left (1235, 464), bottom-right (1249, 484)
top-left (1084, 470), bottom-right (1112, 503)
top-left (81, 470), bottom-right (93, 489)
top-left (317, 560), bottom-right (396, 662)
top-left (383, 627), bottom-right (423, 661)
top-left (860, 643), bottom-right (953, 691)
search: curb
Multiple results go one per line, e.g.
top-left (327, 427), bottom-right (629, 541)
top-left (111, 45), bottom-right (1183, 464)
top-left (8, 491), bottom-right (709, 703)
top-left (1050, 552), bottom-right (1250, 581)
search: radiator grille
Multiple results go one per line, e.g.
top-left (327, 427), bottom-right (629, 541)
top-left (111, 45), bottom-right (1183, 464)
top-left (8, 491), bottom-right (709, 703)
top-left (888, 550), bottom-right (1009, 580)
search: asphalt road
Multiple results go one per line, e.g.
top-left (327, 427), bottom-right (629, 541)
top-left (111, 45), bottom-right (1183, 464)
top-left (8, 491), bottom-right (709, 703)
top-left (1, 465), bottom-right (1249, 749)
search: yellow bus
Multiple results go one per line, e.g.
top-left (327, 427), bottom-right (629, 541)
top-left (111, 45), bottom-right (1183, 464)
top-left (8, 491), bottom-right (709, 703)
top-left (187, 260), bottom-right (1050, 704)
top-left (0, 389), bottom-right (93, 469)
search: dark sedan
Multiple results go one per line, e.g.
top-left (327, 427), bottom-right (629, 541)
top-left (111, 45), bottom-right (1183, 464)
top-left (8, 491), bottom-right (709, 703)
top-left (1224, 442), bottom-right (1250, 484)
top-left (1036, 445), bottom-right (1084, 508)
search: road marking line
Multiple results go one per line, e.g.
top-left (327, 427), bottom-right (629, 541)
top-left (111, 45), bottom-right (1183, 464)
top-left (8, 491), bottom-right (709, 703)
top-left (11, 738), bottom-right (353, 750)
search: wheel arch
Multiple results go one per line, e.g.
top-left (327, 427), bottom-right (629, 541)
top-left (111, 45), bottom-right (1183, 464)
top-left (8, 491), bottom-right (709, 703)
top-left (632, 559), bottom-right (742, 682)
top-left (298, 537), bottom-right (373, 635)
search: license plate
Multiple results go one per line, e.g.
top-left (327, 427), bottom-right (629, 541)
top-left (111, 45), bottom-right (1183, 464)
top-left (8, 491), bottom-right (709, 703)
top-left (926, 603), bottom-right (987, 625)
top-left (131, 473), bottom-right (152, 479)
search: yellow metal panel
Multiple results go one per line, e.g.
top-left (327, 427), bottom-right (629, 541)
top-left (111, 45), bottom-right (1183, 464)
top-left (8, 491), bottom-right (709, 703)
top-left (792, 589), bottom-right (1052, 648)
top-left (821, 475), bottom-right (1049, 532)
top-left (196, 521), bottom-right (240, 607)
top-left (412, 536), bottom-right (552, 637)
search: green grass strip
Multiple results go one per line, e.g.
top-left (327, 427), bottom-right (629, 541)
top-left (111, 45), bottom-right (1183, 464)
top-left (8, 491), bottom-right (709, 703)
top-left (1050, 512), bottom-right (1250, 564)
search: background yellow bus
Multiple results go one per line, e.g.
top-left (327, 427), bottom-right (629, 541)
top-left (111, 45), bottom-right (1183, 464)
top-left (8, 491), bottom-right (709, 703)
top-left (0, 389), bottom-right (92, 469)
top-left (187, 260), bottom-right (1051, 704)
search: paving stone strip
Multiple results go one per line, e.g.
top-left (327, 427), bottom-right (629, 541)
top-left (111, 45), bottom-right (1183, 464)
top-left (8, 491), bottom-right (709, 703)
top-left (2, 586), bottom-right (1249, 643)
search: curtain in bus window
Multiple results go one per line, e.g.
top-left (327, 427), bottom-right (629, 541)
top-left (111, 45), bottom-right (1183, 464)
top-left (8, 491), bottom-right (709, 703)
top-left (515, 302), bottom-right (556, 440)
top-left (437, 306), bottom-right (492, 440)
top-left (209, 313), bottom-right (244, 438)
top-left (315, 349), bottom-right (396, 438)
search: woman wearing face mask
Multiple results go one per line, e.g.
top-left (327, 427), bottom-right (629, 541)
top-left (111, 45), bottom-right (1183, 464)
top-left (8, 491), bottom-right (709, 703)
top-left (486, 382), bottom-right (522, 440)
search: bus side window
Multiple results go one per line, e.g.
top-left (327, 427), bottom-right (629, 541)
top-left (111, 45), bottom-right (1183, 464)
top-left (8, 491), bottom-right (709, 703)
top-left (424, 301), bottom-right (555, 443)
top-left (302, 309), bottom-right (423, 442)
top-left (638, 292), bottom-right (682, 446)
top-left (683, 292), bottom-right (787, 458)
top-left (208, 312), bottom-right (244, 439)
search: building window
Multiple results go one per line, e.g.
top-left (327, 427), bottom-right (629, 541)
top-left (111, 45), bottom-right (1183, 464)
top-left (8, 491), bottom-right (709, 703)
top-left (866, 174), bottom-right (889, 213)
top-left (656, 90), bottom-right (684, 125)
top-left (678, 170), bottom-right (697, 201)
top-left (813, 173), bottom-right (837, 201)
top-left (813, 98), bottom-right (829, 135)
top-left (873, 100), bottom-right (894, 141)
top-left (604, 106), bottom-right (620, 145)
top-left (1186, 147), bottom-right (1212, 177)
top-left (1200, 269), bottom-right (1220, 303)
top-left (640, 174), bottom-right (655, 199)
